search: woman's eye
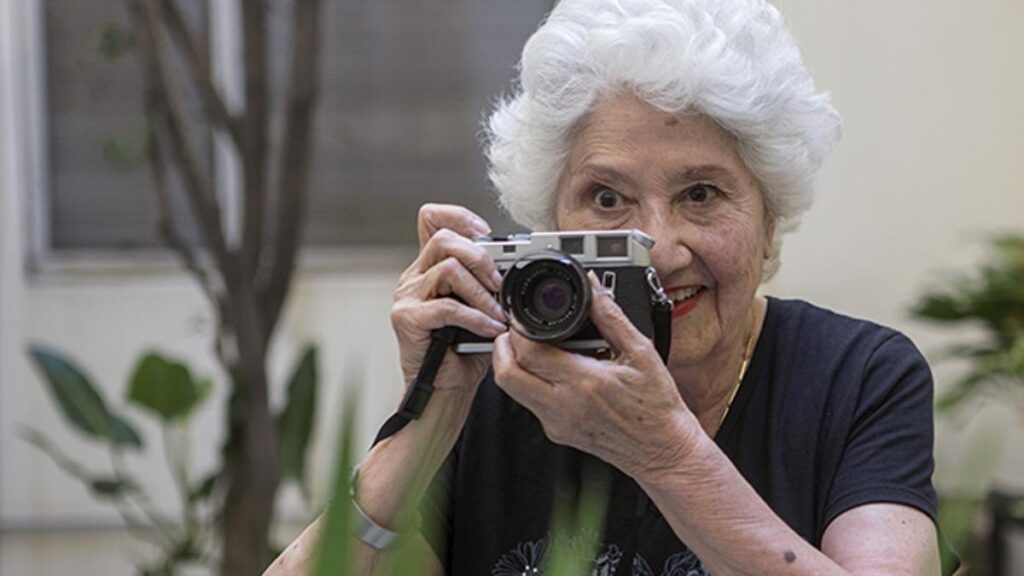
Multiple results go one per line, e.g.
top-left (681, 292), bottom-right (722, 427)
top-left (685, 184), bottom-right (719, 203)
top-left (593, 187), bottom-right (623, 209)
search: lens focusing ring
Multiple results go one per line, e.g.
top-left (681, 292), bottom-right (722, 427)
top-left (501, 250), bottom-right (591, 342)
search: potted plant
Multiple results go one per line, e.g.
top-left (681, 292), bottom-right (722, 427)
top-left (911, 234), bottom-right (1024, 574)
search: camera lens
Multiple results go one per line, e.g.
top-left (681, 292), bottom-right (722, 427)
top-left (532, 277), bottom-right (572, 319)
top-left (501, 251), bottom-right (591, 341)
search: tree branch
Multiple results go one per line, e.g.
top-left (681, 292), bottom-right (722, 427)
top-left (239, 0), bottom-right (269, 283)
top-left (156, 0), bottom-right (242, 148)
top-left (261, 0), bottom-right (322, 341)
top-left (130, 0), bottom-right (234, 280)
top-left (147, 112), bottom-right (224, 307)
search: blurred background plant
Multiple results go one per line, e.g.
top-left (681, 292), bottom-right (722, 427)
top-left (22, 343), bottom-right (319, 575)
top-left (24, 0), bottom-right (328, 573)
top-left (911, 233), bottom-right (1024, 574)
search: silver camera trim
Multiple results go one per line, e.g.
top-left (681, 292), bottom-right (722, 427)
top-left (452, 229), bottom-right (655, 354)
top-left (476, 229), bottom-right (653, 271)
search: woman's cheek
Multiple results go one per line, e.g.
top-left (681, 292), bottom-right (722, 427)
top-left (704, 220), bottom-right (764, 284)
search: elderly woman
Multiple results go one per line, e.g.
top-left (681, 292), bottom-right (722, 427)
top-left (268, 0), bottom-right (939, 574)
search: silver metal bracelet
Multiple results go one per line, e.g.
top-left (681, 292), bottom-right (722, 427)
top-left (349, 465), bottom-right (414, 550)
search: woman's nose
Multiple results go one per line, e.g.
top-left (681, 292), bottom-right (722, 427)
top-left (642, 213), bottom-right (695, 277)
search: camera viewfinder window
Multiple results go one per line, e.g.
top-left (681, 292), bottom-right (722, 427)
top-left (597, 236), bottom-right (628, 258)
top-left (561, 236), bottom-right (584, 255)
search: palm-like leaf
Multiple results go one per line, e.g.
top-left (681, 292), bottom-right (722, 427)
top-left (912, 234), bottom-right (1024, 411)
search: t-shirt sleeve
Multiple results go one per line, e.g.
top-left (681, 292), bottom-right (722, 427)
top-left (821, 331), bottom-right (938, 535)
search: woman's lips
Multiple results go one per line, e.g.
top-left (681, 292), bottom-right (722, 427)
top-left (668, 286), bottom-right (705, 319)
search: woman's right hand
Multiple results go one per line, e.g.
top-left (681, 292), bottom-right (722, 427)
top-left (391, 203), bottom-right (508, 396)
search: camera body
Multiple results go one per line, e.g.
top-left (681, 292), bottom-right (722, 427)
top-left (452, 229), bottom-right (666, 354)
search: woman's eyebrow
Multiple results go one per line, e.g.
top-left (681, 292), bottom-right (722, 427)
top-left (575, 163), bottom-right (637, 188)
top-left (673, 164), bottom-right (741, 189)
top-left (573, 161), bottom-right (742, 190)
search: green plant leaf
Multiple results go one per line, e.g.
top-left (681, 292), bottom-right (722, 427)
top-left (95, 22), bottom-right (133, 60)
top-left (90, 477), bottom-right (129, 498)
top-left (911, 234), bottom-right (1024, 413)
top-left (911, 294), bottom-right (970, 323)
top-left (108, 415), bottom-right (144, 447)
top-left (313, 386), bottom-right (359, 576)
top-left (189, 471), bottom-right (218, 503)
top-left (102, 135), bottom-right (147, 171)
top-left (27, 345), bottom-right (143, 448)
top-left (276, 345), bottom-right (318, 486)
top-left (128, 352), bottom-right (210, 422)
top-left (19, 426), bottom-right (89, 479)
top-left (542, 469), bottom-right (610, 576)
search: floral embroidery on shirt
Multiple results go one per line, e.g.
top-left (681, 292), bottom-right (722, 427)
top-left (631, 549), bottom-right (708, 576)
top-left (491, 532), bottom-right (623, 576)
top-left (492, 532), bottom-right (703, 576)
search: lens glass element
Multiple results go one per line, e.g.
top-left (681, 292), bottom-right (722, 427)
top-left (531, 277), bottom-right (572, 320)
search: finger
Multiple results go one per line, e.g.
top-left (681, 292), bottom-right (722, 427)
top-left (393, 297), bottom-right (507, 341)
top-left (507, 328), bottom-right (602, 384)
top-left (492, 333), bottom-right (556, 415)
top-left (422, 257), bottom-right (506, 323)
top-left (414, 229), bottom-right (503, 292)
top-left (587, 271), bottom-right (650, 357)
top-left (417, 203), bottom-right (491, 248)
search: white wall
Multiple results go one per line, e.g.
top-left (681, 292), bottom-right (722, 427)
top-left (2, 0), bottom-right (1024, 573)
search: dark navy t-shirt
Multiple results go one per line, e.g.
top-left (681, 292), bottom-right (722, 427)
top-left (395, 297), bottom-right (937, 574)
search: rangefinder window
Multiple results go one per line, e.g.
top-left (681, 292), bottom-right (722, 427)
top-left (597, 236), bottom-right (628, 257)
top-left (561, 236), bottom-right (584, 255)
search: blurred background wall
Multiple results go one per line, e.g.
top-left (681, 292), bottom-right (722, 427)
top-left (1, 0), bottom-right (1023, 573)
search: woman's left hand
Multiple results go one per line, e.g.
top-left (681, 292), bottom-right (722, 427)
top-left (492, 272), bottom-right (701, 480)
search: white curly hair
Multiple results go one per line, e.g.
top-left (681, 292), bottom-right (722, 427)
top-left (484, 0), bottom-right (843, 280)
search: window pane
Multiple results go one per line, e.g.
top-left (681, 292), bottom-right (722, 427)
top-left (44, 0), bottom-right (206, 250)
top-left (301, 1), bottom-right (550, 246)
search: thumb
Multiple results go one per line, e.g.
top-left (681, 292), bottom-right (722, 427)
top-left (587, 271), bottom-right (649, 357)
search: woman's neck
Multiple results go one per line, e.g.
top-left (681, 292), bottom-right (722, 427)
top-left (672, 295), bottom-right (768, 436)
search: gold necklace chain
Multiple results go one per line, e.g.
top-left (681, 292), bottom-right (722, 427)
top-left (718, 313), bottom-right (757, 429)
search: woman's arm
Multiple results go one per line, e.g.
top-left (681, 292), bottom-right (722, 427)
top-left (823, 503), bottom-right (939, 575)
top-left (637, 425), bottom-right (938, 575)
top-left (264, 204), bottom-right (507, 575)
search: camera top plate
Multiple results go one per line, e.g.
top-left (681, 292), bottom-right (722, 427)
top-left (475, 229), bottom-right (654, 270)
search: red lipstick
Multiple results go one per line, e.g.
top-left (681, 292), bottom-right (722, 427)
top-left (666, 286), bottom-right (704, 319)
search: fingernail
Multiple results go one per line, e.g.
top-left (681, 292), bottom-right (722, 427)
top-left (491, 270), bottom-right (503, 290)
top-left (473, 219), bottom-right (492, 235)
top-left (488, 318), bottom-right (508, 334)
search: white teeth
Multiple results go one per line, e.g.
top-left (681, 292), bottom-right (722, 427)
top-left (669, 286), bottom-right (703, 302)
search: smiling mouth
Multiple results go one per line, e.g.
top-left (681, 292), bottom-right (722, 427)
top-left (667, 285), bottom-right (707, 318)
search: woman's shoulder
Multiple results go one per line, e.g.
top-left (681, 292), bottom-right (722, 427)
top-left (764, 296), bottom-right (914, 352)
top-left (759, 296), bottom-right (929, 385)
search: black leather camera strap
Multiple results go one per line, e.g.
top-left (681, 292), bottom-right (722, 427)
top-left (652, 298), bottom-right (673, 364)
top-left (372, 326), bottom-right (458, 442)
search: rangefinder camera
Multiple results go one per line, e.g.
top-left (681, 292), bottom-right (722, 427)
top-left (452, 229), bottom-right (667, 353)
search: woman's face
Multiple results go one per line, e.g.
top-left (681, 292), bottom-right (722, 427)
top-left (555, 93), bottom-right (773, 372)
